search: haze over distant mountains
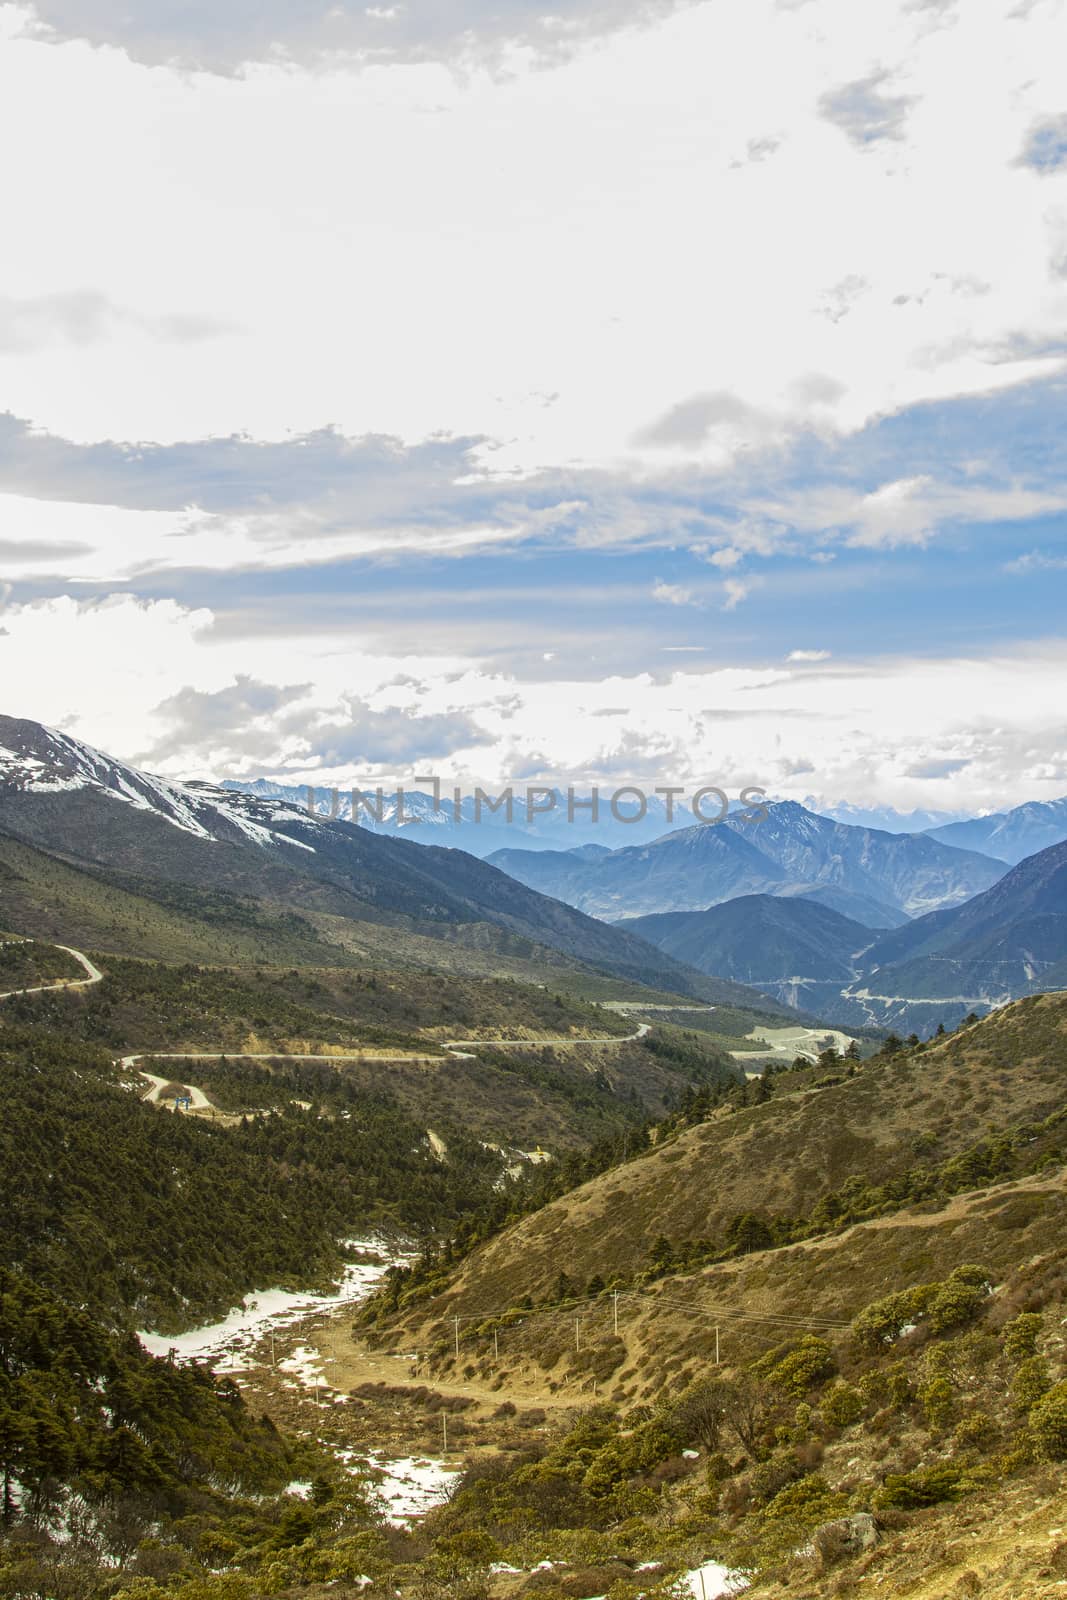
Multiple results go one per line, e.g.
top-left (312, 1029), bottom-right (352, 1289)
top-left (224, 779), bottom-right (1067, 878)
top-left (488, 800), bottom-right (1007, 923)
top-left (0, 714), bottom-right (781, 1010)
top-left (925, 796), bottom-right (1067, 865)
top-left (222, 778), bottom-right (734, 855)
top-left (627, 839), bottom-right (1067, 1036)
top-left (8, 712), bottom-right (1067, 1042)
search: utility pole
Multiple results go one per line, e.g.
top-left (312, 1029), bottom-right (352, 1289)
top-left (575, 1317), bottom-right (581, 1353)
top-left (493, 1328), bottom-right (499, 1361)
top-left (714, 1326), bottom-right (720, 1366)
top-left (453, 1316), bottom-right (460, 1358)
top-left (612, 1290), bottom-right (619, 1335)
top-left (270, 1332), bottom-right (276, 1369)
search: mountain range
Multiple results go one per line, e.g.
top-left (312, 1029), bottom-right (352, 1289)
top-left (8, 714), bottom-right (1067, 1042)
top-left (925, 794), bottom-right (1067, 864)
top-left (626, 838), bottom-right (1067, 1035)
top-left (488, 799), bottom-right (1006, 924)
top-left (222, 781), bottom-right (1067, 866)
top-left (0, 713), bottom-right (784, 1011)
top-left (222, 778), bottom-right (714, 855)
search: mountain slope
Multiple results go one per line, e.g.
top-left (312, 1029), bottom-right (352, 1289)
top-left (389, 991), bottom-right (1067, 1315)
top-left (721, 801), bottom-right (1004, 916)
top-left (489, 800), bottom-right (1005, 921)
top-left (926, 793), bottom-right (1067, 864)
top-left (0, 714), bottom-right (784, 1006)
top-left (631, 839), bottom-right (1067, 1035)
top-left (223, 779), bottom-right (699, 854)
top-left (623, 894), bottom-right (875, 988)
top-left (859, 836), bottom-right (1067, 1000)
top-left (489, 822), bottom-right (787, 920)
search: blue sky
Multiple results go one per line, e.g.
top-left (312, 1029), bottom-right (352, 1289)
top-left (0, 0), bottom-right (1065, 815)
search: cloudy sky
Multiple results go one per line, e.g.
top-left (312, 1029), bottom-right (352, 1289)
top-left (1, 0), bottom-right (1066, 816)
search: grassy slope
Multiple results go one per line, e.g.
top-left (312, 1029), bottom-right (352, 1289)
top-left (0, 829), bottom-right (727, 1013)
top-left (392, 993), bottom-right (1067, 1315)
top-left (0, 831), bottom-right (341, 966)
top-left (403, 1170), bottom-right (1067, 1398)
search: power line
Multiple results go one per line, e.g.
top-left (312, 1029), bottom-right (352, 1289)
top-left (430, 1284), bottom-right (850, 1342)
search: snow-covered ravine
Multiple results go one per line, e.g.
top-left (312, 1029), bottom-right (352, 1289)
top-left (135, 1241), bottom-right (467, 1525)
top-left (136, 1238), bottom-right (414, 1372)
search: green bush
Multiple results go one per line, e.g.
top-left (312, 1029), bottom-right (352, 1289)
top-left (821, 1383), bottom-right (865, 1429)
top-left (952, 1410), bottom-right (995, 1451)
top-left (928, 1279), bottom-right (986, 1335)
top-left (1030, 1382), bottom-right (1067, 1460)
top-left (858, 1361), bottom-right (912, 1410)
top-left (763, 1474), bottom-right (848, 1524)
top-left (873, 1465), bottom-right (967, 1509)
top-left (748, 1450), bottom-right (804, 1505)
top-left (852, 1284), bottom-right (936, 1350)
top-left (918, 1376), bottom-right (956, 1430)
top-left (1002, 1311), bottom-right (1042, 1362)
top-left (948, 1264), bottom-right (992, 1290)
top-left (1011, 1356), bottom-right (1052, 1415)
top-left (758, 1336), bottom-right (836, 1397)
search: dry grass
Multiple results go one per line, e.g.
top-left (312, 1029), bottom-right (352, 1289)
top-left (392, 995), bottom-right (1067, 1319)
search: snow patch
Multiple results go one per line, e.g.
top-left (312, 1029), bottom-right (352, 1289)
top-left (337, 1448), bottom-right (461, 1524)
top-left (136, 1240), bottom-right (414, 1368)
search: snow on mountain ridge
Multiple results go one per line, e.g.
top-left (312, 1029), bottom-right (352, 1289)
top-left (0, 716), bottom-right (321, 853)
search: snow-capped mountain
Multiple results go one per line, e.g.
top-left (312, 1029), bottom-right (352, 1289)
top-left (0, 715), bottom-right (324, 853)
top-left (0, 712), bottom-right (774, 1003)
top-left (925, 795), bottom-right (1067, 865)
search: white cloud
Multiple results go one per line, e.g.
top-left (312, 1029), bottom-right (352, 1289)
top-left (1004, 549), bottom-right (1067, 573)
top-left (15, 0), bottom-right (687, 73)
top-left (651, 579), bottom-right (694, 606)
top-left (721, 578), bottom-right (750, 611)
top-left (3, 594), bottom-right (1067, 812)
top-left (0, 0), bottom-right (1064, 473)
top-left (787, 649), bottom-right (831, 662)
top-left (0, 291), bottom-right (236, 353)
top-left (752, 476), bottom-right (1067, 550)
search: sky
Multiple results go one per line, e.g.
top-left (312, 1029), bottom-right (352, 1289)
top-left (1, 0), bottom-right (1066, 817)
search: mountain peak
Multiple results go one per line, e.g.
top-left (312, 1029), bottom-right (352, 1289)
top-left (0, 712), bottom-right (322, 852)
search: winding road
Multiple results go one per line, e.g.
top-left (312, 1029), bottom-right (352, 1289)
top-left (0, 941), bottom-right (104, 1002)
top-left (3, 939), bottom-right (655, 1113)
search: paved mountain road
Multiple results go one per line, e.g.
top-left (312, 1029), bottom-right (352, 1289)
top-left (0, 942), bottom-right (104, 1001)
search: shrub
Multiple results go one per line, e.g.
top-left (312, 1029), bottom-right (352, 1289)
top-left (873, 1465), bottom-right (967, 1509)
top-left (763, 1474), bottom-right (848, 1525)
top-left (1002, 1312), bottom-right (1043, 1362)
top-left (821, 1383), bottom-right (865, 1429)
top-left (948, 1264), bottom-right (992, 1290)
top-left (748, 1450), bottom-right (804, 1505)
top-left (1011, 1356), bottom-right (1052, 1416)
top-left (928, 1279), bottom-right (986, 1335)
top-left (852, 1285), bottom-right (937, 1350)
top-left (1030, 1382), bottom-right (1067, 1460)
top-left (759, 1336), bottom-right (836, 1397)
top-left (918, 1376), bottom-right (955, 1430)
top-left (858, 1362), bottom-right (912, 1411)
top-left (952, 1410), bottom-right (996, 1451)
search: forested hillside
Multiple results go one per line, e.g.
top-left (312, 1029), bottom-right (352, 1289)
top-left (1, 933), bottom-right (1064, 1600)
